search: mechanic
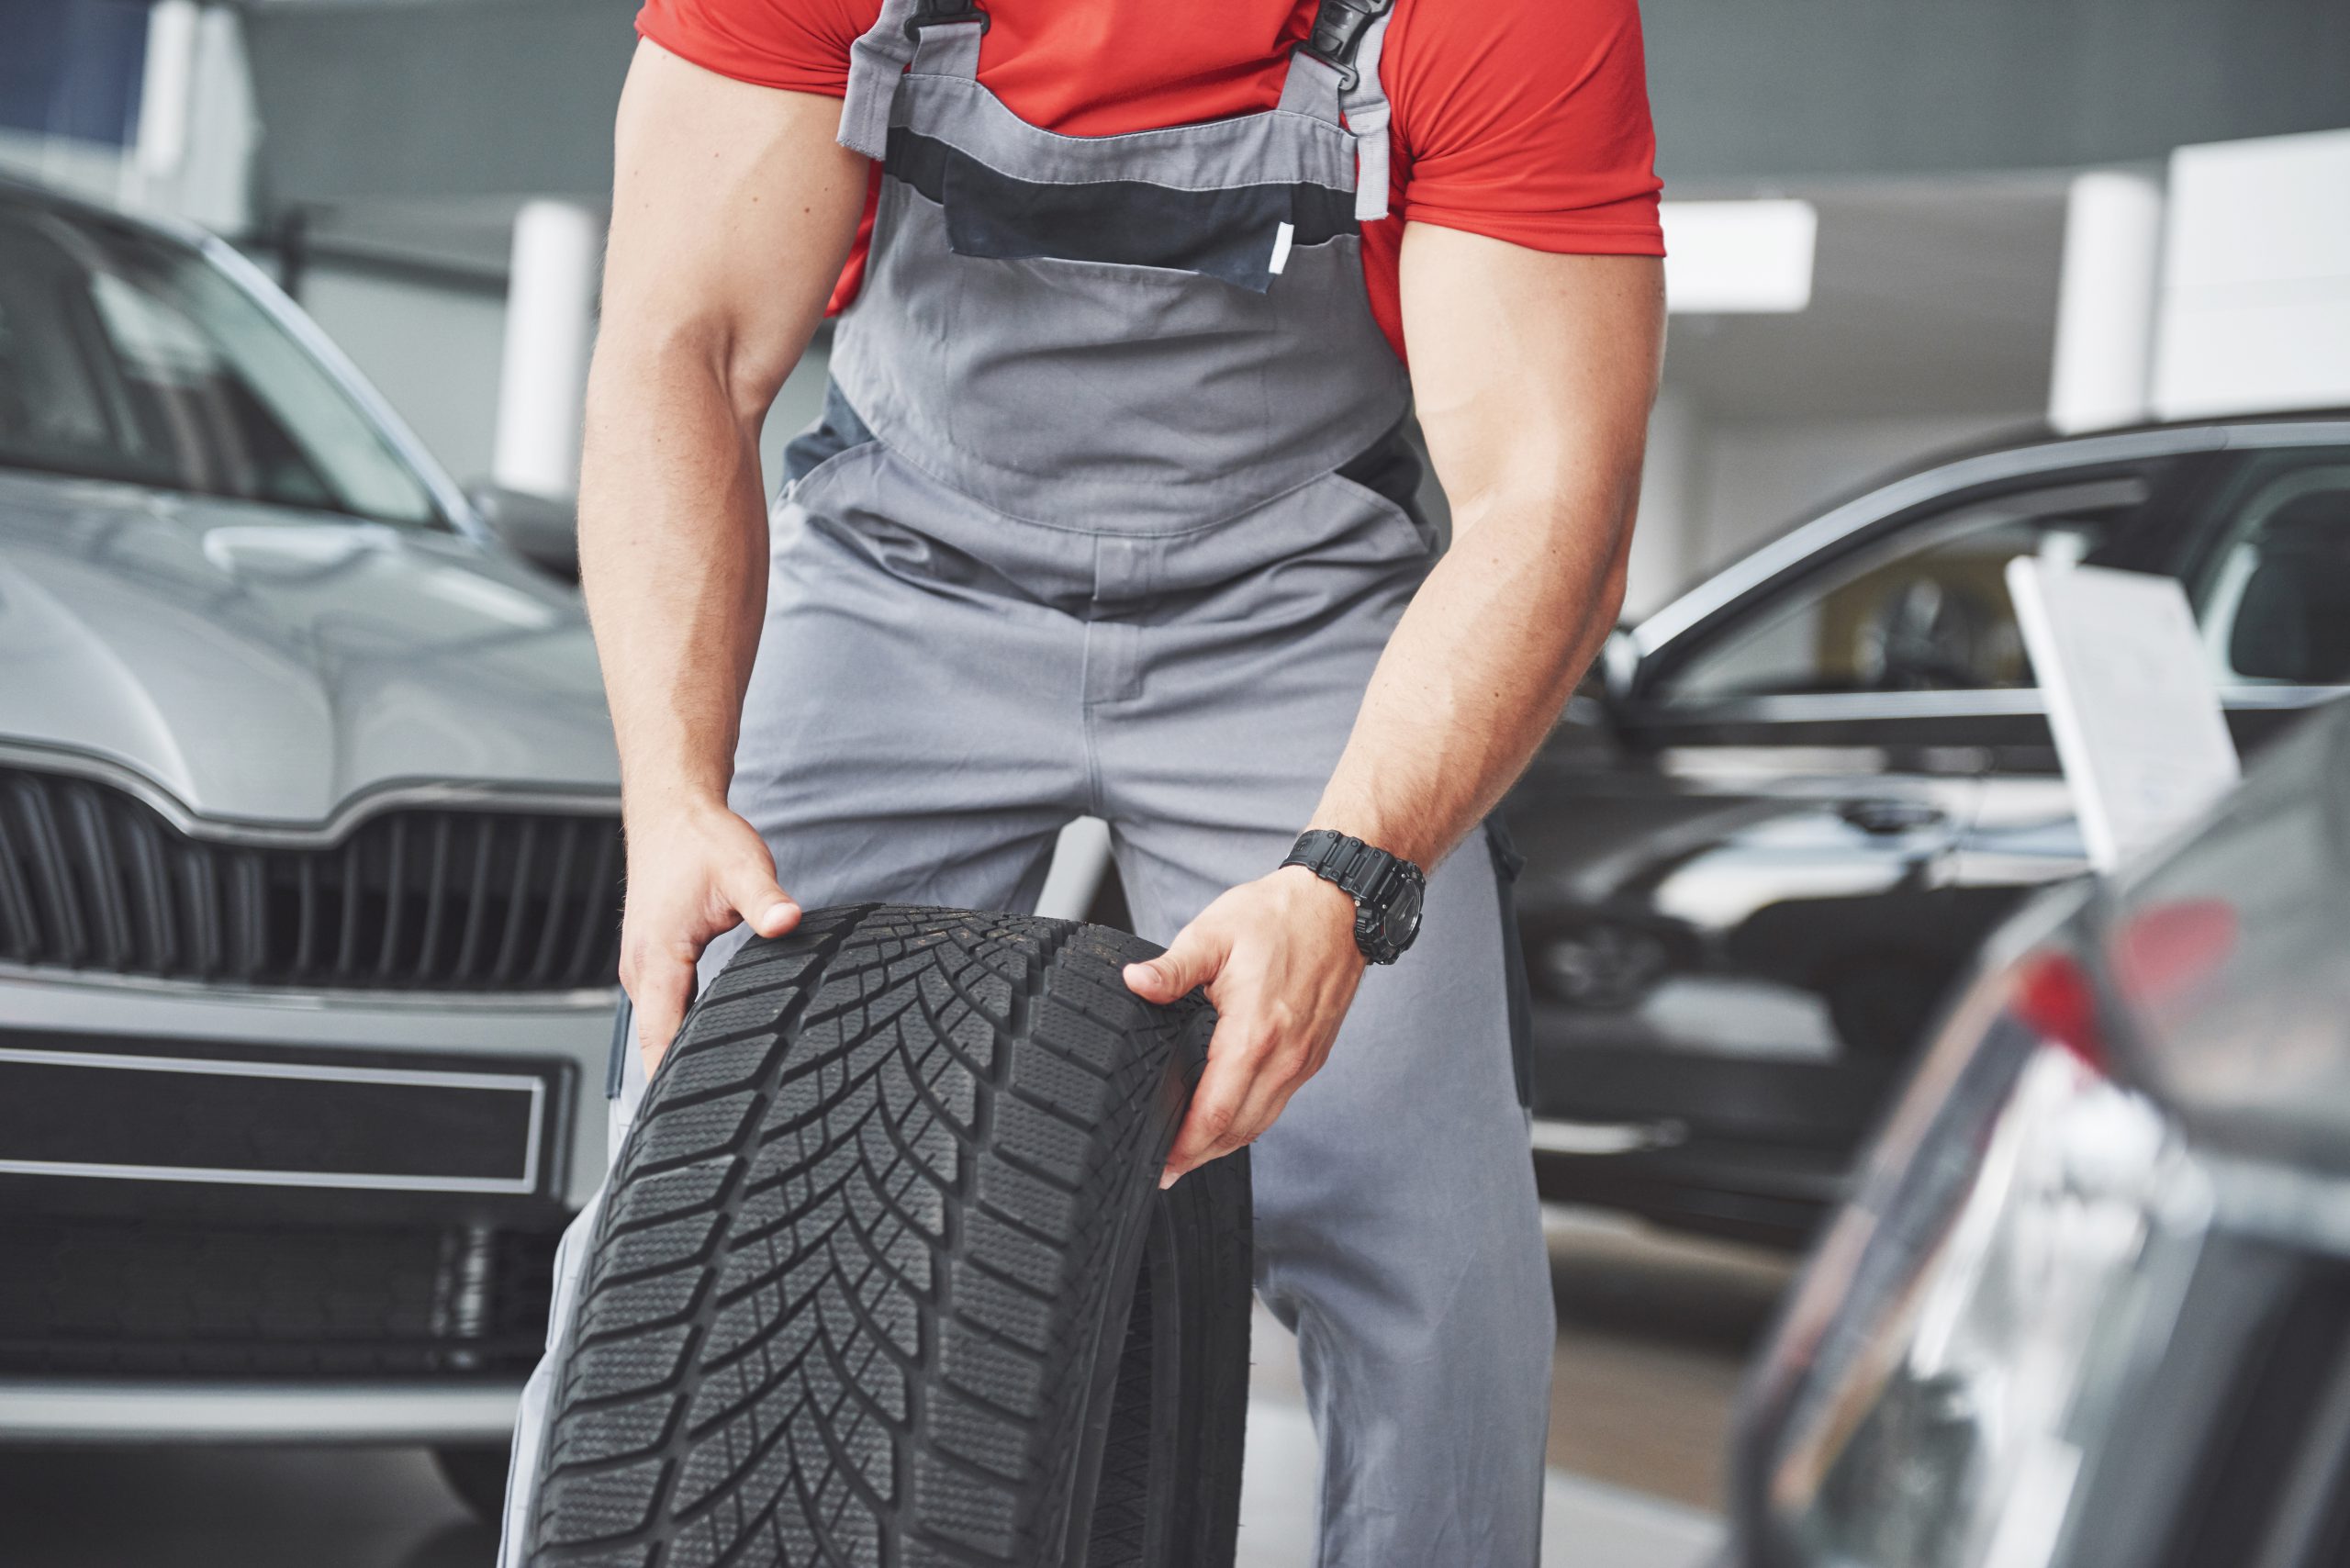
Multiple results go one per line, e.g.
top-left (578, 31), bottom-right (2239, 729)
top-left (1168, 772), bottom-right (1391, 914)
top-left (509, 0), bottom-right (1662, 1559)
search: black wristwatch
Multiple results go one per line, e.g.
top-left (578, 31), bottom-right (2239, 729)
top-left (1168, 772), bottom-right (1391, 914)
top-left (1282, 830), bottom-right (1426, 965)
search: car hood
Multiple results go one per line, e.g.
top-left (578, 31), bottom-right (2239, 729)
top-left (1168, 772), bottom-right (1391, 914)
top-left (0, 471), bottom-right (618, 825)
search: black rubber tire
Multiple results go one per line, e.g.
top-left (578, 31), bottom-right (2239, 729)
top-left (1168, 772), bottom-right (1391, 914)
top-left (525, 904), bottom-right (1250, 1567)
top-left (435, 1441), bottom-right (513, 1523)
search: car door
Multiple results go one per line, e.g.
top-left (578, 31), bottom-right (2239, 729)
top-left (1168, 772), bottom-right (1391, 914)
top-left (1964, 431), bottom-right (2350, 891)
top-left (1505, 443), bottom-right (2214, 1234)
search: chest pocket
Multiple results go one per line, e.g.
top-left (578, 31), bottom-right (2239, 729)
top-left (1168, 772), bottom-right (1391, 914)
top-left (887, 128), bottom-right (1356, 294)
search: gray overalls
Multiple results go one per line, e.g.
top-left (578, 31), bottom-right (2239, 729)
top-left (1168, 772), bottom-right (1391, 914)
top-left (503, 2), bottom-right (1555, 1560)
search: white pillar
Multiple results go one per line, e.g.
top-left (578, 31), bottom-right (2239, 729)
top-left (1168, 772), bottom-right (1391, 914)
top-left (124, 1), bottom-right (255, 230)
top-left (1623, 386), bottom-right (1704, 620)
top-left (131, 0), bottom-right (201, 187)
top-left (493, 199), bottom-right (603, 498)
top-left (2154, 129), bottom-right (2350, 420)
top-left (2048, 170), bottom-right (2165, 435)
top-left (1033, 817), bottom-right (1113, 923)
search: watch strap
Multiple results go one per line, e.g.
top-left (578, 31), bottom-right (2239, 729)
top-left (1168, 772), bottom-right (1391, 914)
top-left (1282, 828), bottom-right (1408, 907)
top-left (1281, 828), bottom-right (1425, 960)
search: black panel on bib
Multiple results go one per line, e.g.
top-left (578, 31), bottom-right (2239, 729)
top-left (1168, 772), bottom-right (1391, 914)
top-left (887, 128), bottom-right (1357, 293)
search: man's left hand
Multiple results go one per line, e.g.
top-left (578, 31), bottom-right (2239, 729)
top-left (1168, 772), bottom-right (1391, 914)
top-left (1123, 865), bottom-right (1366, 1186)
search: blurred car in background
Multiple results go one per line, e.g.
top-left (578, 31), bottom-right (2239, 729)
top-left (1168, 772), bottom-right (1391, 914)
top-left (1728, 689), bottom-right (2350, 1568)
top-left (0, 174), bottom-right (617, 1513)
top-left (1506, 409), bottom-right (2350, 1244)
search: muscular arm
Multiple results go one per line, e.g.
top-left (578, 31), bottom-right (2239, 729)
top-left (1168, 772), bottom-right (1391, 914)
top-left (1316, 231), bottom-right (1661, 860)
top-left (584, 41), bottom-right (867, 1065)
top-left (1131, 230), bottom-right (1663, 1182)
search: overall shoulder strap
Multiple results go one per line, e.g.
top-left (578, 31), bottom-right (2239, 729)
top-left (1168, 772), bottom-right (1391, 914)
top-left (1289, 0), bottom-right (1398, 221)
top-left (839, 0), bottom-right (987, 158)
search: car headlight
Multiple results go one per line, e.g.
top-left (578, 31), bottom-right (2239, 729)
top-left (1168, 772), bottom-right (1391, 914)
top-left (1752, 946), bottom-right (2201, 1568)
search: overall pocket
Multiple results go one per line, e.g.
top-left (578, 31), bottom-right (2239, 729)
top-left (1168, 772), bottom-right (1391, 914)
top-left (778, 379), bottom-right (881, 499)
top-left (893, 126), bottom-right (1355, 294)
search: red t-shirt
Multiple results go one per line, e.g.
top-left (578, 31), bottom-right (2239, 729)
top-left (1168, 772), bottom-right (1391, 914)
top-left (635, 0), bottom-right (1664, 361)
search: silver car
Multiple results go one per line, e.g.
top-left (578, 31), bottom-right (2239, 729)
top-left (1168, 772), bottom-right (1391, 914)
top-left (0, 175), bottom-right (618, 1511)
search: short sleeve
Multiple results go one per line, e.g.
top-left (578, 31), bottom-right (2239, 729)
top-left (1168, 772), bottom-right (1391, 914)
top-left (634, 0), bottom-right (876, 97)
top-left (1382, 0), bottom-right (1664, 256)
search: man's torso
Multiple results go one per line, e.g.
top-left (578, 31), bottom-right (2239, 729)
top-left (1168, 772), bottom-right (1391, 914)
top-left (637, 0), bottom-right (1666, 359)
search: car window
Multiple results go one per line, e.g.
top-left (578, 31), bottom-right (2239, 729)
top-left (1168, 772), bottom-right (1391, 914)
top-left (0, 202), bottom-right (440, 528)
top-left (1661, 476), bottom-right (2156, 704)
top-left (2188, 449), bottom-right (2350, 689)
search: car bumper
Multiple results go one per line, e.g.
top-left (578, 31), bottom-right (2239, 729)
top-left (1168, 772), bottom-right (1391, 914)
top-left (0, 964), bottom-right (615, 1442)
top-left (0, 965), bottom-right (618, 1210)
top-left (0, 1379), bottom-right (523, 1445)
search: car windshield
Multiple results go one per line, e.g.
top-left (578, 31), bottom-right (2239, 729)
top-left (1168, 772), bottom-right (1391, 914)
top-left (0, 198), bottom-right (440, 527)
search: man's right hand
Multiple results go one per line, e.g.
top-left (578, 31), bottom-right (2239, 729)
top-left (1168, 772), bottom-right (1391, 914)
top-left (619, 799), bottom-right (802, 1074)
top-left (580, 47), bottom-right (865, 1078)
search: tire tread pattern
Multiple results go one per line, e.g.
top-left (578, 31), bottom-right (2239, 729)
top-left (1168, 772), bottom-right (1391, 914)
top-left (528, 906), bottom-right (1214, 1568)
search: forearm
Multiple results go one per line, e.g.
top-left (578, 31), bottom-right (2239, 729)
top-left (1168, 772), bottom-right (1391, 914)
top-left (578, 338), bottom-right (773, 823)
top-left (577, 45), bottom-right (867, 835)
top-left (1310, 233), bottom-right (1662, 870)
top-left (1307, 467), bottom-right (1636, 868)
top-left (576, 44), bottom-right (867, 1051)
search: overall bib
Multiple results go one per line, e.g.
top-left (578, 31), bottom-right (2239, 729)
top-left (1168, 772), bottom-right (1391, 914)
top-left (504, 2), bottom-right (1554, 1561)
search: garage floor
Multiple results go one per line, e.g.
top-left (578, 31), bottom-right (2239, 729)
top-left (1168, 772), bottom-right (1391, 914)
top-left (0, 1210), bottom-right (1792, 1568)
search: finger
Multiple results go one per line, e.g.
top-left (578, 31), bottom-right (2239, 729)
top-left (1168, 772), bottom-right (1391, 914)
top-left (720, 858), bottom-right (800, 938)
top-left (1125, 922), bottom-right (1226, 1004)
top-left (630, 947), bottom-right (696, 1075)
top-left (1168, 1036), bottom-right (1312, 1184)
top-left (1159, 1014), bottom-right (1266, 1185)
top-left (1204, 1063), bottom-right (1306, 1167)
top-left (1161, 1066), bottom-right (1250, 1187)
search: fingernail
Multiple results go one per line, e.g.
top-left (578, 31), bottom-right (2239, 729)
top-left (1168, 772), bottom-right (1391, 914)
top-left (1158, 1169), bottom-right (1179, 1190)
top-left (764, 902), bottom-right (798, 926)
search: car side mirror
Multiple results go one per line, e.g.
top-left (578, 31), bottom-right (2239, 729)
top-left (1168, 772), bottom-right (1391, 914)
top-left (1561, 626), bottom-right (1639, 736)
top-left (1600, 625), bottom-right (1639, 708)
top-left (467, 483), bottom-right (580, 582)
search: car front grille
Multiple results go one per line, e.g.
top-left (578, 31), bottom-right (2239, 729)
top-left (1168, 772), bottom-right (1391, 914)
top-left (0, 767), bottom-right (621, 991)
top-left (0, 1215), bottom-right (557, 1379)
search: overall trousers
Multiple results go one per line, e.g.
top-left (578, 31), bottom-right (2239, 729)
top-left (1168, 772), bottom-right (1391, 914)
top-left (505, 3), bottom-right (1555, 1561)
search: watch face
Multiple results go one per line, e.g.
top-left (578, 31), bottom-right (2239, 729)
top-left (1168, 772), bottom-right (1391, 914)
top-left (1381, 878), bottom-right (1424, 952)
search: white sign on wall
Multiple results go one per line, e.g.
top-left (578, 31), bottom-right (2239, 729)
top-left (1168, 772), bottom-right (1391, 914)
top-left (2154, 127), bottom-right (2350, 420)
top-left (2005, 559), bottom-right (2241, 872)
top-left (1660, 199), bottom-right (1818, 314)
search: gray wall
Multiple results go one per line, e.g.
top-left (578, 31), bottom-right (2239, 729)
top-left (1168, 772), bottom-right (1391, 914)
top-left (1643, 0), bottom-right (2350, 185)
top-left (297, 252), bottom-right (833, 502)
top-left (245, 0), bottom-right (637, 209)
top-left (241, 0), bottom-right (2350, 210)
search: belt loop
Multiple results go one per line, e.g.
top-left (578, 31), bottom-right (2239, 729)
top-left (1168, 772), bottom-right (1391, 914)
top-left (838, 0), bottom-right (922, 159)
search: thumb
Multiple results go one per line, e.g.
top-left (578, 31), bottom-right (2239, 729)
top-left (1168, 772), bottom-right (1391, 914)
top-left (1125, 923), bottom-right (1225, 1003)
top-left (722, 861), bottom-right (801, 940)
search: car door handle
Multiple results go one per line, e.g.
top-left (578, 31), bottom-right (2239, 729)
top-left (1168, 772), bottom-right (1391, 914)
top-left (1837, 799), bottom-right (1948, 835)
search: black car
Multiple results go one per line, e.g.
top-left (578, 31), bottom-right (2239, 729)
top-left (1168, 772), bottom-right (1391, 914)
top-left (1506, 409), bottom-right (2350, 1244)
top-left (1729, 688), bottom-right (2350, 1568)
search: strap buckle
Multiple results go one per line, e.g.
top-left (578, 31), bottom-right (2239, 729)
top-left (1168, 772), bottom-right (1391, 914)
top-left (904, 0), bottom-right (990, 42)
top-left (1299, 0), bottom-right (1393, 91)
